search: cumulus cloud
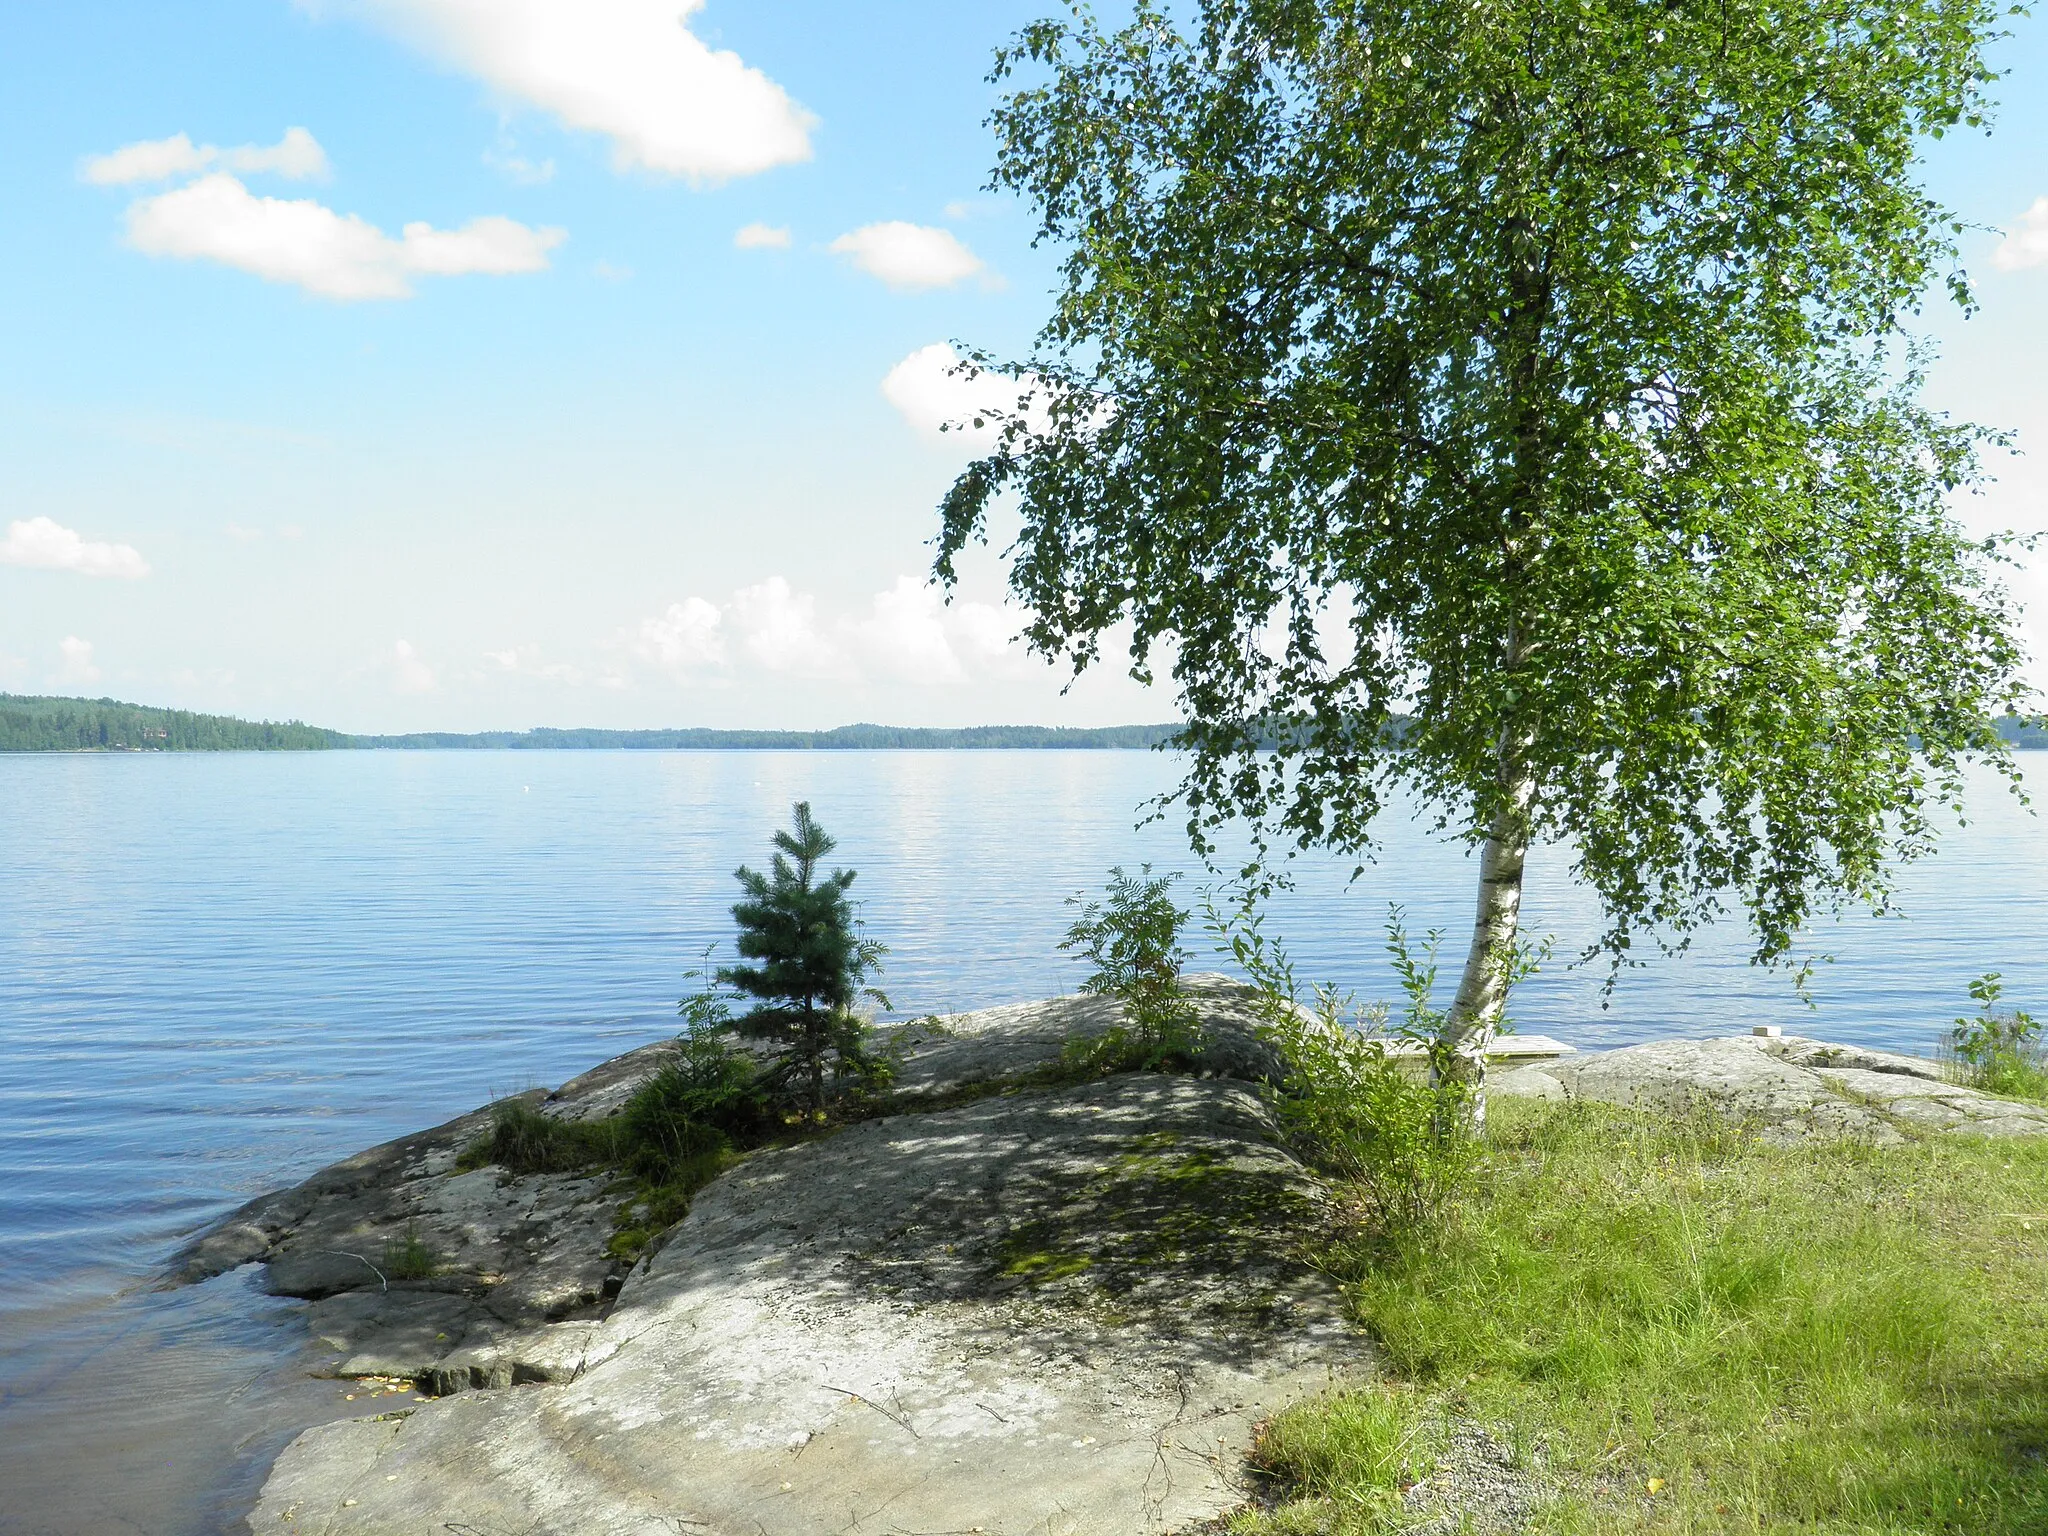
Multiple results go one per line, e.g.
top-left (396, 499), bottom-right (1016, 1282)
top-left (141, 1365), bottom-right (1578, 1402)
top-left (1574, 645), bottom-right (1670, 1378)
top-left (627, 576), bottom-right (1036, 688)
top-left (1994, 197), bottom-right (2048, 272)
top-left (124, 173), bottom-right (565, 299)
top-left (83, 127), bottom-right (329, 186)
top-left (881, 343), bottom-right (1048, 449)
top-left (633, 596), bottom-right (725, 673)
top-left (946, 598), bottom-right (1031, 677)
top-left (829, 221), bottom-right (984, 290)
top-left (729, 576), bottom-right (842, 676)
top-left (388, 640), bottom-right (437, 694)
top-left (733, 221), bottom-right (791, 250)
top-left (58, 636), bottom-right (103, 686)
top-left (853, 576), bottom-right (964, 684)
top-left (1, 516), bottom-right (150, 579)
top-left (308, 0), bottom-right (815, 183)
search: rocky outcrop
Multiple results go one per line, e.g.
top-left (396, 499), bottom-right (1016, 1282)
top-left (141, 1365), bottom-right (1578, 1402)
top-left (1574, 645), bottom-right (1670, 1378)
top-left (167, 1045), bottom-right (680, 1395)
top-left (1493, 1033), bottom-right (2048, 1143)
top-left (195, 976), bottom-right (1362, 1534)
top-left (253, 1072), bottom-right (1357, 1535)
top-left (199, 977), bottom-right (2048, 1535)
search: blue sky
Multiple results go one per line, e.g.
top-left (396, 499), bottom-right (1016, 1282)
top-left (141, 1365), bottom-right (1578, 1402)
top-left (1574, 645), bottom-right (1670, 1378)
top-left (1, 1), bottom-right (2044, 733)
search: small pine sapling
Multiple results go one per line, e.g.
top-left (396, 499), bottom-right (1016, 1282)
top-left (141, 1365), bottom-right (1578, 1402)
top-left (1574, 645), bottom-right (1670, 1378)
top-left (718, 802), bottom-right (890, 1113)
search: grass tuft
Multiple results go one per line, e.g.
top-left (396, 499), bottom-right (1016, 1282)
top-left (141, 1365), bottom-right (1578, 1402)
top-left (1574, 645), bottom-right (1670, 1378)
top-left (380, 1220), bottom-right (437, 1282)
top-left (459, 1033), bottom-right (774, 1262)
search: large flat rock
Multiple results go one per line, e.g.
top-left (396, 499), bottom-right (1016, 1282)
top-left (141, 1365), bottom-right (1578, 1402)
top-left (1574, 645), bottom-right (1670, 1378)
top-left (1493, 1034), bottom-right (2048, 1142)
top-left (249, 1071), bottom-right (1361, 1535)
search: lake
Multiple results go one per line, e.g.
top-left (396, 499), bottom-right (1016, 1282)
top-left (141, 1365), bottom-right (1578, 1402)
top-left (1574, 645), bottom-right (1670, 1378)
top-left (1, 748), bottom-right (2044, 1532)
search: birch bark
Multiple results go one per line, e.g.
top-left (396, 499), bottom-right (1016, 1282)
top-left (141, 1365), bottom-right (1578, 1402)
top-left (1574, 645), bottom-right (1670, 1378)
top-left (1438, 770), bottom-right (1534, 1124)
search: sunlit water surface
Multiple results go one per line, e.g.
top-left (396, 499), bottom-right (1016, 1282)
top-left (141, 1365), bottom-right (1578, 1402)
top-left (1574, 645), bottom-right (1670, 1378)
top-left (2, 749), bottom-right (2043, 1532)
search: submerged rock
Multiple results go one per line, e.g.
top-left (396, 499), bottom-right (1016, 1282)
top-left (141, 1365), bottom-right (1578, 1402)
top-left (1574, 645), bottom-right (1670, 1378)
top-left (233, 978), bottom-right (1363, 1534)
top-left (1493, 1032), bottom-right (2048, 1142)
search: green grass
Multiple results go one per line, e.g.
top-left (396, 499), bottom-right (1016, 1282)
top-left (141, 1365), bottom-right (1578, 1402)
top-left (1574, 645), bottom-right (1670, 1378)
top-left (380, 1220), bottom-right (438, 1281)
top-left (1238, 1100), bottom-right (2048, 1534)
top-left (457, 1064), bottom-right (759, 1265)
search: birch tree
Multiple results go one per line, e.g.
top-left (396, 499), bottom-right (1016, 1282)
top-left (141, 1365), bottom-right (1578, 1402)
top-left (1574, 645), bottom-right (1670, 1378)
top-left (935, 0), bottom-right (2031, 1099)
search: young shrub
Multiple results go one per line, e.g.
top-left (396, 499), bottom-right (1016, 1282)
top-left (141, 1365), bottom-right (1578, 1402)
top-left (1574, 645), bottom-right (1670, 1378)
top-left (615, 1026), bottom-right (770, 1184)
top-left (1059, 864), bottom-right (1204, 1074)
top-left (718, 801), bottom-right (890, 1113)
top-left (1943, 972), bottom-right (2047, 1101)
top-left (1208, 891), bottom-right (1481, 1239)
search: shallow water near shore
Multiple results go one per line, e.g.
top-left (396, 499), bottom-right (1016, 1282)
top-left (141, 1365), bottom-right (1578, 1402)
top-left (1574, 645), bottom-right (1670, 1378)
top-left (3, 747), bottom-right (2045, 1533)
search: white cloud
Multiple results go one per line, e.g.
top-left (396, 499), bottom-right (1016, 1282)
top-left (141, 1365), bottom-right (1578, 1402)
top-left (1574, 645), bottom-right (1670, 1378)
top-left (591, 259), bottom-right (633, 282)
top-left (483, 147), bottom-right (556, 184)
top-left (1994, 197), bottom-right (2048, 272)
top-left (83, 127), bottom-right (330, 186)
top-left (1, 516), bottom-right (150, 579)
top-left (881, 343), bottom-right (1044, 448)
top-left (829, 221), bottom-right (984, 291)
top-left (390, 640), bottom-right (437, 694)
top-left (401, 214), bottom-right (562, 275)
top-left (881, 342), bottom-right (1115, 451)
top-left (733, 222), bottom-right (791, 250)
top-left (633, 597), bottom-right (725, 674)
top-left (58, 636), bottom-right (103, 687)
top-left (310, 0), bottom-right (815, 183)
top-left (626, 576), bottom-right (1038, 689)
top-left (947, 599), bottom-right (1033, 678)
top-left (729, 576), bottom-right (842, 676)
top-left (853, 576), bottom-right (964, 684)
top-left (123, 173), bottom-right (565, 300)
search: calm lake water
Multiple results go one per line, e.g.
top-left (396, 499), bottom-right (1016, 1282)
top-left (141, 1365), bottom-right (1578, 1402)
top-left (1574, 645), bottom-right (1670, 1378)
top-left (2, 748), bottom-right (2045, 1532)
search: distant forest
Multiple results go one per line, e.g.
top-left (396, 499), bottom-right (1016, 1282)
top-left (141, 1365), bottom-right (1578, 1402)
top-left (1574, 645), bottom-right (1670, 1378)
top-left (4, 692), bottom-right (2042, 754)
top-left (0, 694), bottom-right (347, 751)
top-left (0, 695), bottom-right (1183, 752)
top-left (350, 723), bottom-right (1186, 750)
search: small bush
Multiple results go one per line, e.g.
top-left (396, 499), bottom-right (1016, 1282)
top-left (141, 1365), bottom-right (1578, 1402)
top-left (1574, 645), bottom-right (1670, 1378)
top-left (462, 1025), bottom-right (774, 1262)
top-left (1208, 892), bottom-right (1477, 1238)
top-left (615, 1030), bottom-right (770, 1183)
top-left (1060, 864), bottom-right (1204, 1073)
top-left (1943, 972), bottom-right (2048, 1101)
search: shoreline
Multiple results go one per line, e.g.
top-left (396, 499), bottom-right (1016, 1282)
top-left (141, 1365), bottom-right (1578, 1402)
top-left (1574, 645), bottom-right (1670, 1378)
top-left (180, 992), bottom-right (2048, 1531)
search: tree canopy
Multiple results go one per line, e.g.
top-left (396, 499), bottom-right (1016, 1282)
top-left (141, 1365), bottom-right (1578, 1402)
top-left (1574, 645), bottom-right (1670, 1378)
top-left (937, 0), bottom-right (2032, 1058)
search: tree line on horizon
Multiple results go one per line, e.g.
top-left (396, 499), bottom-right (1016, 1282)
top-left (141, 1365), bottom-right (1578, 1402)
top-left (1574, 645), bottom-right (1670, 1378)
top-left (4, 694), bottom-right (2043, 755)
top-left (0, 695), bottom-right (1193, 753)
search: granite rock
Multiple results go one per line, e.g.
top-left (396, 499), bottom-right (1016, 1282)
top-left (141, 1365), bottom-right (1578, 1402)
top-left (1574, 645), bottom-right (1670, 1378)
top-left (246, 1068), bottom-right (1363, 1535)
top-left (1493, 1032), bottom-right (2048, 1142)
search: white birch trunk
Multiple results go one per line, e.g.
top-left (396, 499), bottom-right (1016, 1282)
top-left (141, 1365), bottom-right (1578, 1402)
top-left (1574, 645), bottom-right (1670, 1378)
top-left (1438, 750), bottom-right (1536, 1129)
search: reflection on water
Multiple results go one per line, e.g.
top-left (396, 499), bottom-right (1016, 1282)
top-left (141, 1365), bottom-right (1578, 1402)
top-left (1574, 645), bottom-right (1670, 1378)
top-left (1, 749), bottom-right (2043, 1533)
